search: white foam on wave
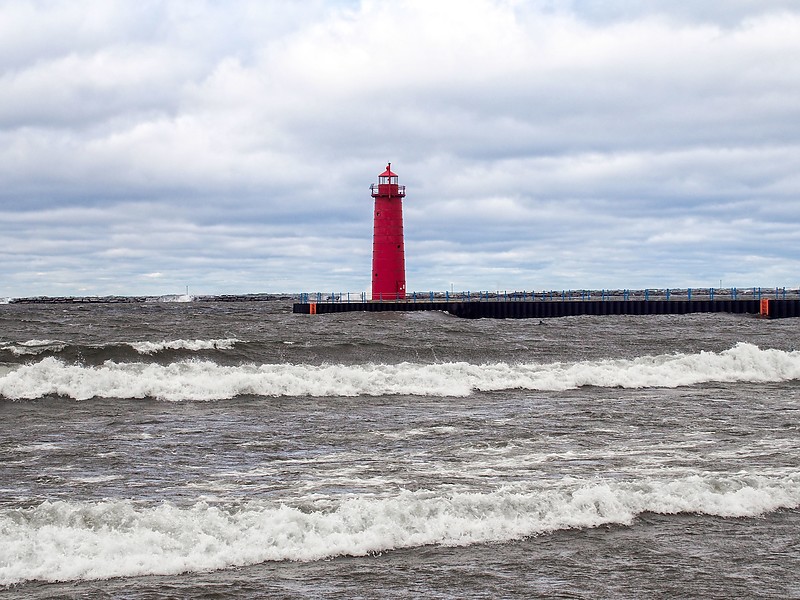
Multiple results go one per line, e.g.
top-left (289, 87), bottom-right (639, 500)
top-left (1, 343), bottom-right (798, 401)
top-left (1, 338), bottom-right (239, 357)
top-left (1, 473), bottom-right (797, 586)
top-left (127, 339), bottom-right (240, 355)
top-left (1, 340), bottom-right (67, 356)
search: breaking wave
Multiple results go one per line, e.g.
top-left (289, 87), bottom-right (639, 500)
top-left (0, 339), bottom-right (67, 356)
top-left (0, 343), bottom-right (798, 401)
top-left (126, 339), bottom-right (239, 354)
top-left (1, 473), bottom-right (797, 586)
top-left (0, 338), bottom-right (239, 357)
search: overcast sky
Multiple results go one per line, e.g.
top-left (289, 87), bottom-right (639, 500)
top-left (2, 0), bottom-right (799, 297)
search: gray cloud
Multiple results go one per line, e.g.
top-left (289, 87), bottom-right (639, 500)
top-left (1, 0), bottom-right (799, 297)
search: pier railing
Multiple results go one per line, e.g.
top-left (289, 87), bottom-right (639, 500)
top-left (298, 287), bottom-right (800, 304)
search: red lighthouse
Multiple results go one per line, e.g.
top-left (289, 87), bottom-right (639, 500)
top-left (370, 163), bottom-right (406, 300)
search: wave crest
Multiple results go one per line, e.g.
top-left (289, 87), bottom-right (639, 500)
top-left (0, 339), bottom-right (67, 356)
top-left (127, 339), bottom-right (240, 354)
top-left (1, 473), bottom-right (797, 585)
top-left (1, 343), bottom-right (798, 401)
top-left (1, 338), bottom-right (240, 358)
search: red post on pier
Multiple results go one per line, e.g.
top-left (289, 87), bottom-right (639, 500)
top-left (370, 163), bottom-right (407, 300)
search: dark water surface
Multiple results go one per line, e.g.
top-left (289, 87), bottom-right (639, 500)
top-left (1, 302), bottom-right (798, 598)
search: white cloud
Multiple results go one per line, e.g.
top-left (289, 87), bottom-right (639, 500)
top-left (0, 0), bottom-right (799, 296)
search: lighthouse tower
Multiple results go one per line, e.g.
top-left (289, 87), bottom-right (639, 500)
top-left (370, 163), bottom-right (406, 300)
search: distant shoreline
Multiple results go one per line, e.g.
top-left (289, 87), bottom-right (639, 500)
top-left (3, 294), bottom-right (293, 304)
top-left (3, 286), bottom-right (797, 306)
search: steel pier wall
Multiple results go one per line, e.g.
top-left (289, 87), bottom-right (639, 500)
top-left (293, 299), bottom-right (799, 319)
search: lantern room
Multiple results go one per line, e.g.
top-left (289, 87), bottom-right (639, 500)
top-left (371, 163), bottom-right (406, 199)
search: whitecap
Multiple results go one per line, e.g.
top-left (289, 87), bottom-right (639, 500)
top-left (127, 339), bottom-right (240, 355)
top-left (1, 340), bottom-right (67, 356)
top-left (1, 343), bottom-right (798, 401)
top-left (0, 472), bottom-right (797, 586)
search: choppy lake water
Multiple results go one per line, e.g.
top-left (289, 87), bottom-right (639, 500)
top-left (1, 302), bottom-right (798, 598)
